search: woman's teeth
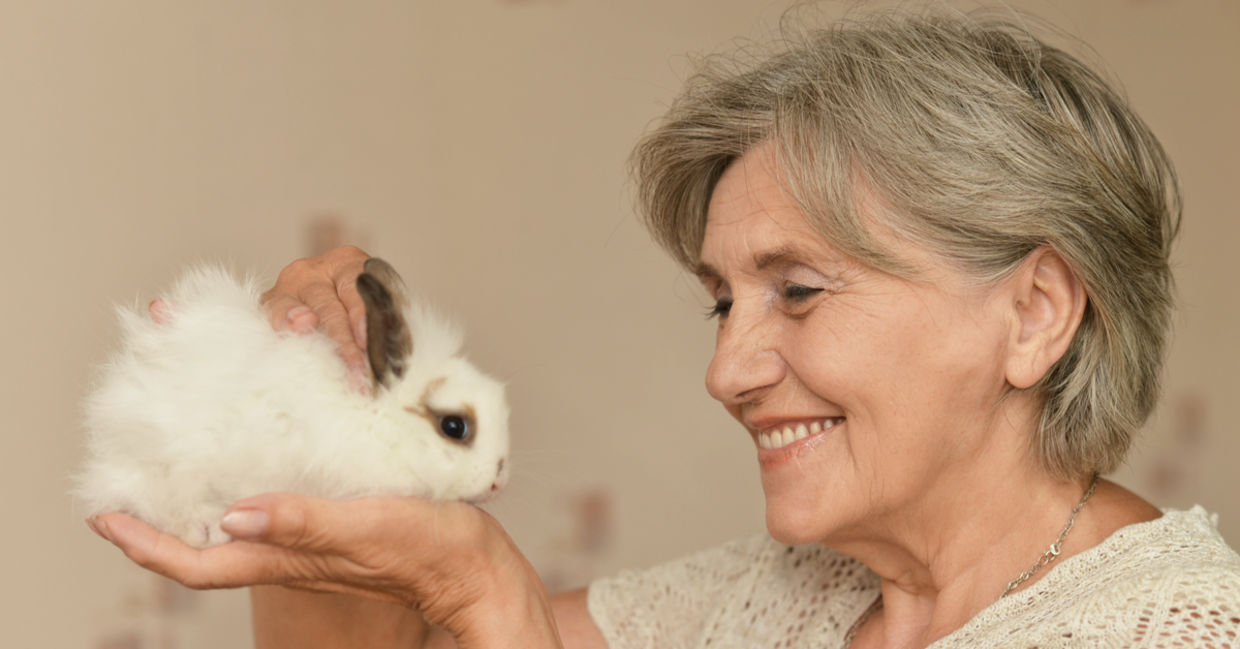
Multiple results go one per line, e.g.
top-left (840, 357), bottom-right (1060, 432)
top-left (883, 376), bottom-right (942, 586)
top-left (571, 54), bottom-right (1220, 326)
top-left (757, 418), bottom-right (843, 450)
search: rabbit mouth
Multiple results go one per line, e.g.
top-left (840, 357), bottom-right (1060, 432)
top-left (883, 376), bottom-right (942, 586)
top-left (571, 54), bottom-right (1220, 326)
top-left (463, 462), bottom-right (508, 504)
top-left (465, 486), bottom-right (502, 504)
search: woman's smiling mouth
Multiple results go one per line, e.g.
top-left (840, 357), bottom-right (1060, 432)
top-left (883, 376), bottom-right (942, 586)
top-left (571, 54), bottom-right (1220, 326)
top-left (755, 417), bottom-right (844, 450)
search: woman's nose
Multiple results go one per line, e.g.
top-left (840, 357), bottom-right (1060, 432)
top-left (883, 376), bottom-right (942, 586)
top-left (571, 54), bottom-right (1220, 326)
top-left (705, 306), bottom-right (785, 406)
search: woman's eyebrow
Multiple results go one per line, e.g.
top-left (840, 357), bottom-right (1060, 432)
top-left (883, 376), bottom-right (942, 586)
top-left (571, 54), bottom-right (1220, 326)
top-left (696, 245), bottom-right (822, 280)
top-left (754, 245), bottom-right (816, 271)
top-left (694, 261), bottom-right (721, 282)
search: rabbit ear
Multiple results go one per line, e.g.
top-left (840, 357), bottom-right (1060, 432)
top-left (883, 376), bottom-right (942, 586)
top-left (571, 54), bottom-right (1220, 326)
top-left (356, 258), bottom-right (413, 389)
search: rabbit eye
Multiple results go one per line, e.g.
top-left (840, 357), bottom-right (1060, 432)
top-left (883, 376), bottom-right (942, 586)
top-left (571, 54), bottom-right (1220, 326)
top-left (439, 415), bottom-right (471, 442)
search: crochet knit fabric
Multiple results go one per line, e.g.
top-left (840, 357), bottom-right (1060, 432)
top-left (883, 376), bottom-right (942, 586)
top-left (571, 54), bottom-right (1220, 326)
top-left (588, 507), bottom-right (1240, 648)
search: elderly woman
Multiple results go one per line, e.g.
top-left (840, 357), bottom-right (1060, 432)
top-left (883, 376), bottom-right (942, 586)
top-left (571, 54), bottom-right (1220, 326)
top-left (88, 10), bottom-right (1239, 649)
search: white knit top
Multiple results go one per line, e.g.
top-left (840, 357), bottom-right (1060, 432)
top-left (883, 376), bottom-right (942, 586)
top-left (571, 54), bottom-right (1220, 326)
top-left (587, 507), bottom-right (1240, 648)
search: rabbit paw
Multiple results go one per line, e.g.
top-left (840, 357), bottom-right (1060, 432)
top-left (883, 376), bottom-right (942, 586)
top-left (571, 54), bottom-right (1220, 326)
top-left (168, 509), bottom-right (233, 548)
top-left (200, 520), bottom-right (233, 548)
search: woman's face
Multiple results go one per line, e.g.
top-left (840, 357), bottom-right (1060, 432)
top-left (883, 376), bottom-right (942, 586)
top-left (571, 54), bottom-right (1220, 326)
top-left (698, 145), bottom-right (1016, 545)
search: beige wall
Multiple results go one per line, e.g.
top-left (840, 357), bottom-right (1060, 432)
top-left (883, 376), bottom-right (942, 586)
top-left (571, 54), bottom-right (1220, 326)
top-left (1, 1), bottom-right (1235, 647)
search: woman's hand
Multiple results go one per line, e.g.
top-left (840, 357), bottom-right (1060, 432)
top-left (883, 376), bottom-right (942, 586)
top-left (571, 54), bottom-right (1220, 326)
top-left (87, 494), bottom-right (563, 648)
top-left (260, 245), bottom-right (373, 392)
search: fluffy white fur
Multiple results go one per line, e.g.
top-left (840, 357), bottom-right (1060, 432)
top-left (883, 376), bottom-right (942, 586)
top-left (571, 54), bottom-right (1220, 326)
top-left (76, 265), bottom-right (510, 547)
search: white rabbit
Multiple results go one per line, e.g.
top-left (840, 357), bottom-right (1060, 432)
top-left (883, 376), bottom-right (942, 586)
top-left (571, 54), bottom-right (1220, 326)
top-left (75, 258), bottom-right (510, 548)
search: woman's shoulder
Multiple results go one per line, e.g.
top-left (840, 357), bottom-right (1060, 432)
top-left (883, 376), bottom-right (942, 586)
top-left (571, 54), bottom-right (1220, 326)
top-left (1095, 506), bottom-right (1240, 576)
top-left (944, 506), bottom-right (1240, 648)
top-left (592, 533), bottom-right (777, 591)
top-left (592, 533), bottom-right (875, 596)
top-left (585, 534), bottom-right (771, 648)
top-left (1050, 506), bottom-right (1240, 647)
top-left (1038, 505), bottom-right (1240, 615)
top-left (1085, 506), bottom-right (1240, 607)
top-left (1096, 505), bottom-right (1240, 606)
top-left (587, 534), bottom-right (878, 648)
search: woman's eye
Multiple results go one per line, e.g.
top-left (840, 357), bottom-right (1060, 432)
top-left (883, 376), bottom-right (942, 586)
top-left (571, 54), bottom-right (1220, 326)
top-left (783, 284), bottom-right (824, 302)
top-left (705, 298), bottom-right (733, 320)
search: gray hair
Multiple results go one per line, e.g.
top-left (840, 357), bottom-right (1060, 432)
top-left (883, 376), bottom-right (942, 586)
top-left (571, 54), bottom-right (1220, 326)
top-left (633, 10), bottom-right (1181, 479)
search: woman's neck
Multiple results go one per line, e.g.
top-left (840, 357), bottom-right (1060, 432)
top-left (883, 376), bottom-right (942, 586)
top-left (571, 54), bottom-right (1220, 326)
top-left (823, 399), bottom-right (1160, 645)
top-left (829, 437), bottom-right (1159, 649)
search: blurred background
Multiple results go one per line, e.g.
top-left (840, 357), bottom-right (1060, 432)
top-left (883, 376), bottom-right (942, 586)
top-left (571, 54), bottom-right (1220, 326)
top-left (1, 1), bottom-right (1234, 647)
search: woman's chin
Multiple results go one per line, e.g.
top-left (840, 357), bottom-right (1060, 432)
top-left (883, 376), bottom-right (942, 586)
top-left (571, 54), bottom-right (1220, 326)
top-left (765, 518), bottom-right (814, 545)
top-left (763, 490), bottom-right (839, 545)
top-left (758, 439), bottom-right (852, 545)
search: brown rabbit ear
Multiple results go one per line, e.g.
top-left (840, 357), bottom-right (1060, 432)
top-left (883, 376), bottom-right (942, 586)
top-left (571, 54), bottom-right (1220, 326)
top-left (356, 258), bottom-right (413, 389)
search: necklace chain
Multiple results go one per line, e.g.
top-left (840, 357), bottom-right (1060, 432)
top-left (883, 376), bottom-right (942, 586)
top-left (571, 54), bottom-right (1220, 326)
top-left (1000, 472), bottom-right (1100, 598)
top-left (842, 473), bottom-right (1101, 647)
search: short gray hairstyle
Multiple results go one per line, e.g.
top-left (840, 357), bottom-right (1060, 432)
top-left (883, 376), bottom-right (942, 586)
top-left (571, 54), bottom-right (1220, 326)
top-left (634, 10), bottom-right (1181, 479)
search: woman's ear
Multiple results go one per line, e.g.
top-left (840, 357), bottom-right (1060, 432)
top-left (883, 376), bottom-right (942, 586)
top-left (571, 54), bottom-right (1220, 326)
top-left (1005, 247), bottom-right (1087, 390)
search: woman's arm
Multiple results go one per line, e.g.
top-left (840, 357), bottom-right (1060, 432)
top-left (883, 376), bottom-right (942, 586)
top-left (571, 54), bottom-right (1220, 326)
top-left (424, 589), bottom-right (607, 649)
top-left (250, 587), bottom-right (608, 649)
top-left (253, 587), bottom-right (429, 647)
top-left (251, 587), bottom-right (607, 649)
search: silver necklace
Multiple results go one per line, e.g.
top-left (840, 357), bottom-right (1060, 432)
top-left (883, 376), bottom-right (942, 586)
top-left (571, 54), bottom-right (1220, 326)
top-left (1000, 472), bottom-right (1100, 598)
top-left (842, 473), bottom-right (1101, 647)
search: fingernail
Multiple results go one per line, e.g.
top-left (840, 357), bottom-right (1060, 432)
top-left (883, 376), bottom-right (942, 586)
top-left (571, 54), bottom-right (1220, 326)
top-left (220, 510), bottom-right (269, 539)
top-left (87, 516), bottom-right (114, 543)
top-left (289, 308), bottom-right (317, 335)
top-left (354, 319), bottom-right (367, 347)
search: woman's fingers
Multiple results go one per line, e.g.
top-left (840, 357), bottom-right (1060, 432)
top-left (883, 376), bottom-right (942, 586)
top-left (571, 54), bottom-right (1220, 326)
top-left (147, 299), bottom-right (172, 324)
top-left (88, 512), bottom-right (287, 589)
top-left (218, 493), bottom-right (498, 609)
top-left (294, 281), bottom-right (369, 378)
top-left (334, 270), bottom-right (369, 349)
top-left (262, 294), bottom-right (321, 334)
top-left (223, 493), bottom-right (455, 559)
top-left (88, 507), bottom-right (388, 597)
top-left (259, 245), bottom-right (372, 390)
top-left (86, 496), bottom-right (556, 642)
top-left (224, 493), bottom-right (345, 552)
top-left (87, 495), bottom-right (476, 608)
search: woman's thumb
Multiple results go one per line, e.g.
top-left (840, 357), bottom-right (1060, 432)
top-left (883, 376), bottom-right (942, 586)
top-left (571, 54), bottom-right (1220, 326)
top-left (222, 493), bottom-right (333, 551)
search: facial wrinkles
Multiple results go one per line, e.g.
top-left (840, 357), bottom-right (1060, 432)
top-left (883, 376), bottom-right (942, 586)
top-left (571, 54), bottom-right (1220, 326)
top-left (705, 248), bottom-right (850, 418)
top-left (718, 291), bottom-right (765, 349)
top-left (715, 289), bottom-right (782, 407)
top-left (703, 149), bottom-right (869, 415)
